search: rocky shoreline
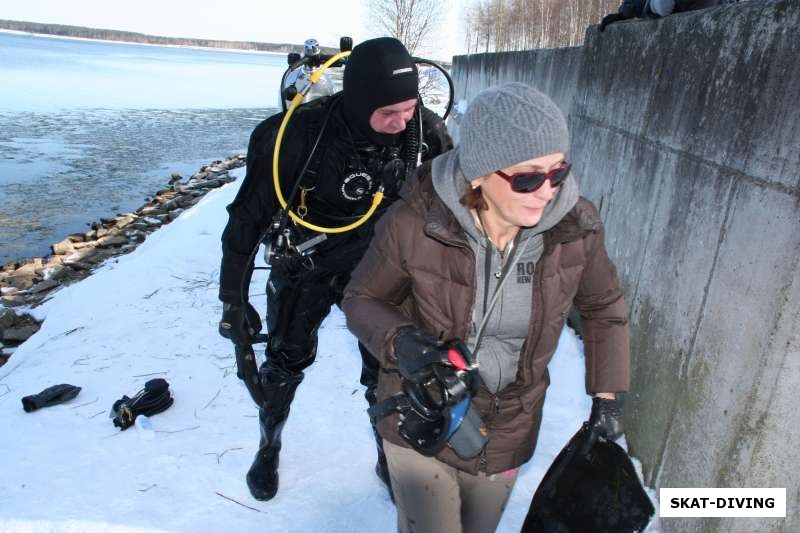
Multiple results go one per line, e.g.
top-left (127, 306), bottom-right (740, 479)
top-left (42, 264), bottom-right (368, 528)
top-left (0, 154), bottom-right (245, 366)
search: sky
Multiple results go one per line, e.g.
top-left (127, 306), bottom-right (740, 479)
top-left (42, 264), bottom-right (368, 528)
top-left (0, 165), bottom-right (660, 532)
top-left (0, 0), bottom-right (467, 60)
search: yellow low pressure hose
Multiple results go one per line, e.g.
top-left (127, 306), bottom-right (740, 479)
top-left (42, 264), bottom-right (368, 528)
top-left (272, 51), bottom-right (385, 234)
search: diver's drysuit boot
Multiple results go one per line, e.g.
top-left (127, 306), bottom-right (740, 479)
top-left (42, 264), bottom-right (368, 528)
top-left (373, 427), bottom-right (395, 502)
top-left (246, 372), bottom-right (303, 501)
top-left (365, 380), bottom-right (394, 501)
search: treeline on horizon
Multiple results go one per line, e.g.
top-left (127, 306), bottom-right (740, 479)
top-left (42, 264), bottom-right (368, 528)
top-left (0, 19), bottom-right (339, 55)
top-left (463, 0), bottom-right (619, 53)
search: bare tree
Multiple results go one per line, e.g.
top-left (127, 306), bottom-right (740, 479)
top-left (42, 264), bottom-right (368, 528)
top-left (463, 0), bottom-right (619, 53)
top-left (367, 0), bottom-right (445, 56)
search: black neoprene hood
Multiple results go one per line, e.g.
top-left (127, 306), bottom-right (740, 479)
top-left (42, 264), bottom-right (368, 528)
top-left (342, 37), bottom-right (419, 146)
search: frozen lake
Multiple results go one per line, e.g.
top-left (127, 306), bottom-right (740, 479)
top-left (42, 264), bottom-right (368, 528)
top-left (0, 31), bottom-right (285, 264)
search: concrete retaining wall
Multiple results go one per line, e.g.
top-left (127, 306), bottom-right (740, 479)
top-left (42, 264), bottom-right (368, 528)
top-left (450, 2), bottom-right (800, 531)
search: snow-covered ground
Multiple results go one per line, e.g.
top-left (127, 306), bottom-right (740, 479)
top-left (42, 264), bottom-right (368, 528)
top-left (0, 167), bottom-right (659, 532)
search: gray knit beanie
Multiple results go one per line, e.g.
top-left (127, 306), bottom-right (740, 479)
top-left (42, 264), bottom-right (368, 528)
top-left (459, 82), bottom-right (570, 180)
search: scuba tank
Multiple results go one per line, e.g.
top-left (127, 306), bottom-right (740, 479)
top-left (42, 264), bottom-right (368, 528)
top-left (280, 37), bottom-right (352, 112)
top-left (279, 37), bottom-right (454, 119)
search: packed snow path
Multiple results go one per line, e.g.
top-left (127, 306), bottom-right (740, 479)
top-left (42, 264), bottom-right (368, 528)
top-left (0, 167), bottom-right (657, 532)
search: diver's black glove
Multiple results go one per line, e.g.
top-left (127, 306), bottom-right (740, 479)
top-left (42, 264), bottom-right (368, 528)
top-left (21, 384), bottom-right (82, 412)
top-left (218, 302), bottom-right (262, 345)
top-left (582, 396), bottom-right (625, 454)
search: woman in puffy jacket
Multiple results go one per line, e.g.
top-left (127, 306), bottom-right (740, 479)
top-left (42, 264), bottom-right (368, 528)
top-left (342, 82), bottom-right (630, 533)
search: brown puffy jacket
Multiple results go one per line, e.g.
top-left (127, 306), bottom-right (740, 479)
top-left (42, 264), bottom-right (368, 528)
top-left (342, 163), bottom-right (630, 475)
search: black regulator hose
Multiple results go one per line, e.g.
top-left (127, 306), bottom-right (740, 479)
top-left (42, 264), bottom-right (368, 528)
top-left (413, 57), bottom-right (455, 121)
top-left (280, 66), bottom-right (292, 113)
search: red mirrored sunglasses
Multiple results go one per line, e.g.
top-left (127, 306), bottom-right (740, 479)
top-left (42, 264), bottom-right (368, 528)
top-left (495, 161), bottom-right (571, 193)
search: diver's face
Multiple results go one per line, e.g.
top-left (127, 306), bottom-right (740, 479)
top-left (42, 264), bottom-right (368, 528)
top-left (369, 98), bottom-right (417, 134)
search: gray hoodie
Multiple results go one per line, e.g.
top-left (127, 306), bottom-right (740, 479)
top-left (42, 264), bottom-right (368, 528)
top-left (431, 149), bottom-right (579, 393)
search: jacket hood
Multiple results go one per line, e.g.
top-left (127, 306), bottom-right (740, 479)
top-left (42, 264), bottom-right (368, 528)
top-left (430, 148), bottom-right (580, 245)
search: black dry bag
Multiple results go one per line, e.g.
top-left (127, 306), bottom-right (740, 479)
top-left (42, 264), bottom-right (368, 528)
top-left (521, 423), bottom-right (654, 533)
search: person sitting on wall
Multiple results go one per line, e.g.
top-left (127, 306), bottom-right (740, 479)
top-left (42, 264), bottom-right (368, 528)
top-left (600, 0), bottom-right (739, 31)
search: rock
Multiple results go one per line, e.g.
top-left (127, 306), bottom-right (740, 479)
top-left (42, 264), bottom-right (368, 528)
top-left (125, 230), bottom-right (145, 243)
top-left (0, 344), bottom-right (16, 362)
top-left (52, 237), bottom-right (76, 255)
top-left (1, 286), bottom-right (19, 296)
top-left (1, 294), bottom-right (25, 307)
top-left (162, 196), bottom-right (190, 211)
top-left (64, 261), bottom-right (92, 271)
top-left (85, 249), bottom-right (116, 265)
top-left (184, 178), bottom-right (226, 191)
top-left (65, 247), bottom-right (99, 265)
top-left (4, 271), bottom-right (36, 290)
top-left (46, 256), bottom-right (64, 266)
top-left (15, 260), bottom-right (42, 275)
top-left (182, 196), bottom-right (201, 208)
top-left (0, 308), bottom-right (14, 330)
top-left (44, 264), bottom-right (70, 281)
top-left (3, 325), bottom-right (40, 343)
top-left (31, 278), bottom-right (60, 294)
top-left (114, 214), bottom-right (137, 229)
top-left (96, 235), bottom-right (129, 248)
top-left (140, 205), bottom-right (167, 216)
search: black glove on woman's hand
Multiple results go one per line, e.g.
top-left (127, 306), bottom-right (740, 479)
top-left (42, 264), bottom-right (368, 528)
top-left (393, 326), bottom-right (444, 381)
top-left (218, 302), bottom-right (262, 345)
top-left (583, 396), bottom-right (624, 454)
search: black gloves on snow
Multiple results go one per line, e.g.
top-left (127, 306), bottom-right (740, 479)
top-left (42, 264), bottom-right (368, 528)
top-left (22, 384), bottom-right (82, 412)
top-left (582, 396), bottom-right (625, 454)
top-left (218, 302), bottom-right (262, 345)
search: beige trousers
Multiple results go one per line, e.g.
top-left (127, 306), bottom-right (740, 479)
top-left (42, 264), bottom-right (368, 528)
top-left (384, 440), bottom-right (519, 533)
